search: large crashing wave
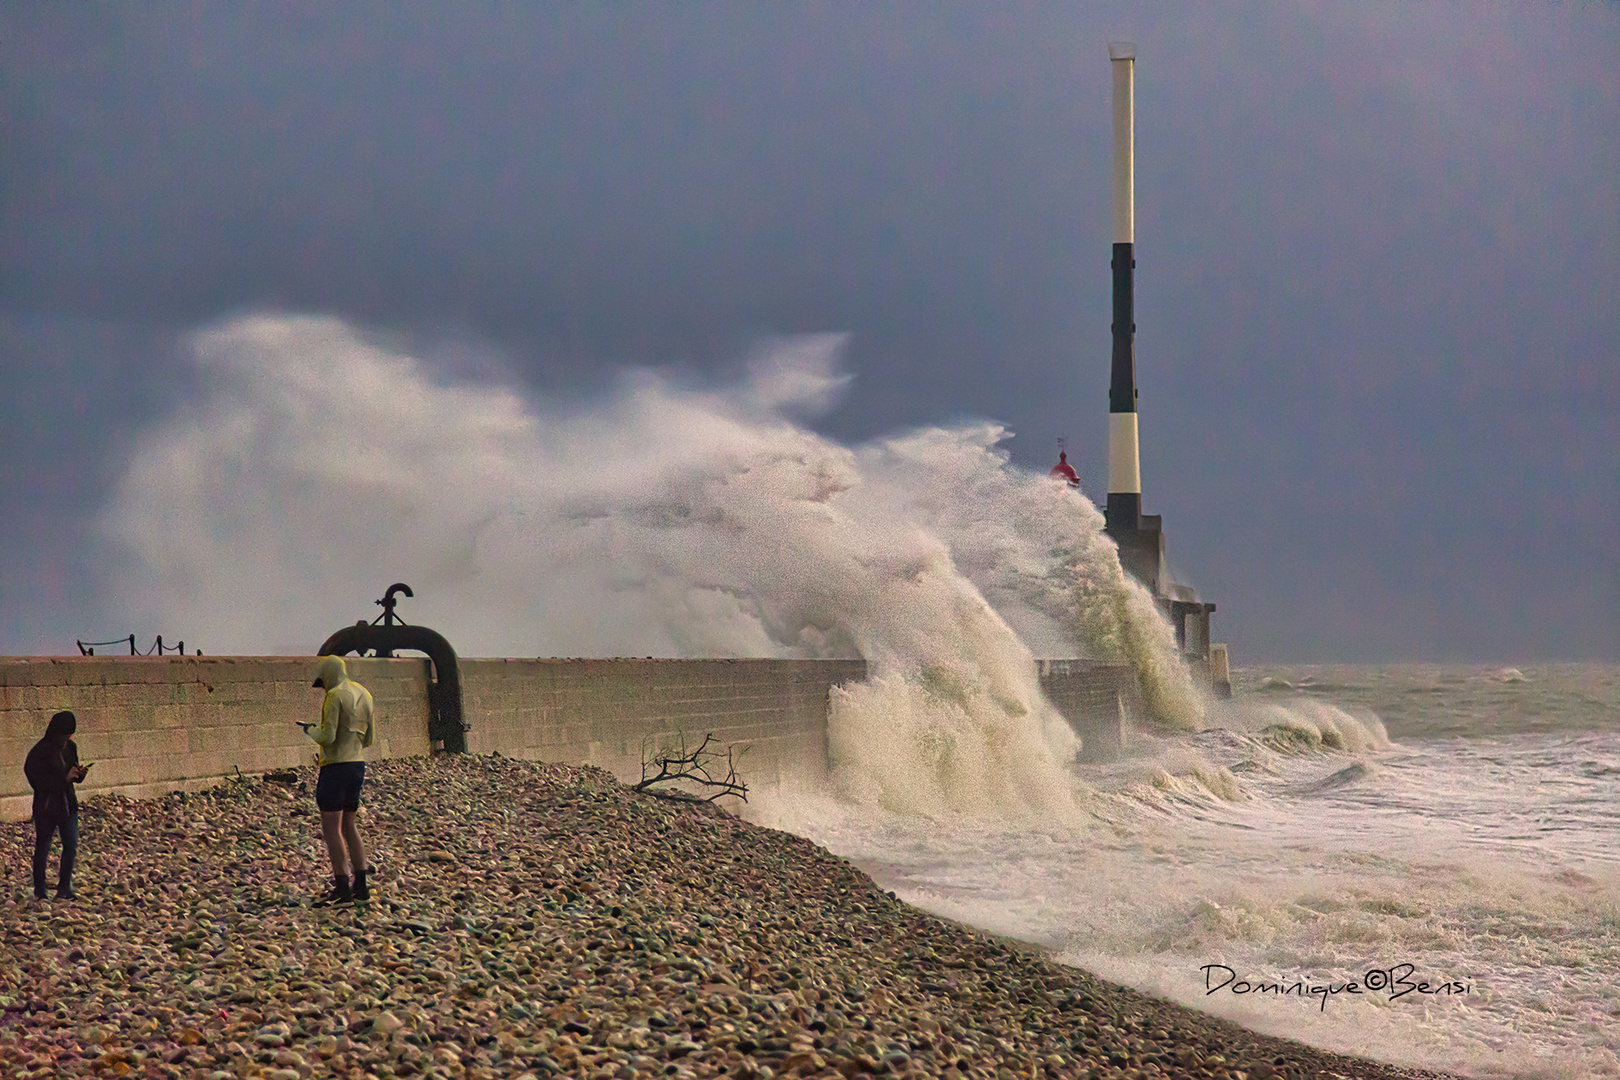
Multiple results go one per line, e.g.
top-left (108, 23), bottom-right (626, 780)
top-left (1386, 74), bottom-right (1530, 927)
top-left (104, 313), bottom-right (1204, 815)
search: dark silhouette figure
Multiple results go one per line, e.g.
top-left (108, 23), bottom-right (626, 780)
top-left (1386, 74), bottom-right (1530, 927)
top-left (24, 711), bottom-right (88, 900)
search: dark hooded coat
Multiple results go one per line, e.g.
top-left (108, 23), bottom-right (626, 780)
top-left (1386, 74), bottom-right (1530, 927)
top-left (24, 735), bottom-right (78, 825)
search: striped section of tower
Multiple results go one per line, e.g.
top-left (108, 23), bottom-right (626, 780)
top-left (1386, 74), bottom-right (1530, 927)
top-left (1106, 41), bottom-right (1140, 536)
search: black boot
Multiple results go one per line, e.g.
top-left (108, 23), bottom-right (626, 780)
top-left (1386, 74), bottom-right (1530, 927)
top-left (314, 874), bottom-right (352, 907)
top-left (353, 868), bottom-right (370, 902)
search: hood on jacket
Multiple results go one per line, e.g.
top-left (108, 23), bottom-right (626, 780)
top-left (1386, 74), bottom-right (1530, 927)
top-left (313, 655), bottom-right (348, 689)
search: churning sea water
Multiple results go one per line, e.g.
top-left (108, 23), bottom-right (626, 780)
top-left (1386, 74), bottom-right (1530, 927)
top-left (752, 663), bottom-right (1620, 1080)
top-left (107, 317), bottom-right (1617, 1078)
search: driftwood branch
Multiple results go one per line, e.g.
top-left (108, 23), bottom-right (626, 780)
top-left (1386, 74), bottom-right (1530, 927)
top-left (635, 731), bottom-right (748, 802)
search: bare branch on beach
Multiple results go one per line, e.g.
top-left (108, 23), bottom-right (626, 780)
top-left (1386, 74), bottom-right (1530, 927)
top-left (635, 731), bottom-right (748, 803)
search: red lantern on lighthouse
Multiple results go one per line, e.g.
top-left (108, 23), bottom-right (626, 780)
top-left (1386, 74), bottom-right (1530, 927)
top-left (1050, 443), bottom-right (1079, 487)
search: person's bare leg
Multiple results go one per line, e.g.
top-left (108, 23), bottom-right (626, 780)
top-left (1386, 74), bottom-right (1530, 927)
top-left (321, 811), bottom-right (348, 878)
top-left (340, 810), bottom-right (368, 874)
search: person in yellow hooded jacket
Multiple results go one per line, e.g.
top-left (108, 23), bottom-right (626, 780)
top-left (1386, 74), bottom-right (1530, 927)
top-left (306, 655), bottom-right (375, 906)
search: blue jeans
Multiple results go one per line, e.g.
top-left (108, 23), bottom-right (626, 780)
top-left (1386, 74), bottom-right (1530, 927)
top-left (33, 810), bottom-right (78, 898)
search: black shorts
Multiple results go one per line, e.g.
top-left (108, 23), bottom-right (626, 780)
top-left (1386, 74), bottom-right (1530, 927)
top-left (315, 762), bottom-right (366, 812)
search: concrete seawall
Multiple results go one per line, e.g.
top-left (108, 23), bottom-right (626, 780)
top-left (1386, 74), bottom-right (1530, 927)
top-left (460, 658), bottom-right (869, 788)
top-left (1, 656), bottom-right (434, 821)
top-left (2, 655), bottom-right (1140, 820)
top-left (1039, 659), bottom-right (1144, 763)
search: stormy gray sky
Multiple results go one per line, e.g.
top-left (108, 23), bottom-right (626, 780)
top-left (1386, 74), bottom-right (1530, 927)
top-left (3, 2), bottom-right (1617, 663)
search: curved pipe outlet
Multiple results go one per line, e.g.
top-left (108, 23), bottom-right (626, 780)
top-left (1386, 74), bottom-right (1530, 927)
top-left (317, 623), bottom-right (467, 753)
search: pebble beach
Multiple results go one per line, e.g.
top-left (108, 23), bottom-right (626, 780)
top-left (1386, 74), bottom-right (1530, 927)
top-left (2, 755), bottom-right (1466, 1080)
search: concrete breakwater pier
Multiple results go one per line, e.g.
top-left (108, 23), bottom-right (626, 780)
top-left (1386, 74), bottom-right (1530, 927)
top-left (1, 656), bottom-right (1142, 821)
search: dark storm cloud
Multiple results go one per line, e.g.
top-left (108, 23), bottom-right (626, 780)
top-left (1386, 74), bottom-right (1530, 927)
top-left (2, 2), bottom-right (1616, 660)
top-left (0, 315), bottom-right (179, 650)
top-left (8, 5), bottom-right (1085, 355)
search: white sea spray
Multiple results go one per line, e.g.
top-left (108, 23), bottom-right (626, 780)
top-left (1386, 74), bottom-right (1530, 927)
top-left (103, 312), bottom-right (1197, 818)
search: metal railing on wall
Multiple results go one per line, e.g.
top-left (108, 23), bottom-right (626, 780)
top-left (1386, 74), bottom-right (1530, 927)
top-left (76, 635), bottom-right (202, 657)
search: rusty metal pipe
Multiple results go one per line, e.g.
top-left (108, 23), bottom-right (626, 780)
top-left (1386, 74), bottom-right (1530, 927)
top-left (317, 622), bottom-right (467, 753)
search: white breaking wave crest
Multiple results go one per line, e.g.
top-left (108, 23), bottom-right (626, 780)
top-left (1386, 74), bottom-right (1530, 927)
top-left (1219, 698), bottom-right (1393, 755)
top-left (103, 313), bottom-right (1203, 817)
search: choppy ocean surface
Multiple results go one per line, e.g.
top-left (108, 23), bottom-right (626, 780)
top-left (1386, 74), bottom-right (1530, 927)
top-left (753, 664), bottom-right (1620, 1080)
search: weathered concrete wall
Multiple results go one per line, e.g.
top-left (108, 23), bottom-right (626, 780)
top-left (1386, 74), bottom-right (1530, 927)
top-left (462, 659), bottom-right (868, 788)
top-left (0, 656), bottom-right (866, 820)
top-left (2, 654), bottom-right (1144, 821)
top-left (0, 656), bottom-right (431, 821)
top-left (1037, 659), bottom-right (1145, 762)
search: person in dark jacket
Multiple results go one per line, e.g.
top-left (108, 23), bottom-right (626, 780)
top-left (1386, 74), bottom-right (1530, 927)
top-left (23, 711), bottom-right (88, 900)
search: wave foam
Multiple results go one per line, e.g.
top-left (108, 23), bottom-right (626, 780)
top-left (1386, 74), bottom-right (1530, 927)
top-left (103, 312), bottom-right (1202, 818)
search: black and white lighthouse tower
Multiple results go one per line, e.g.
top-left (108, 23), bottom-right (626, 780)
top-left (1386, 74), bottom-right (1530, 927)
top-left (1094, 43), bottom-right (1230, 696)
top-left (1103, 41), bottom-right (1158, 581)
top-left (1106, 42), bottom-right (1141, 537)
